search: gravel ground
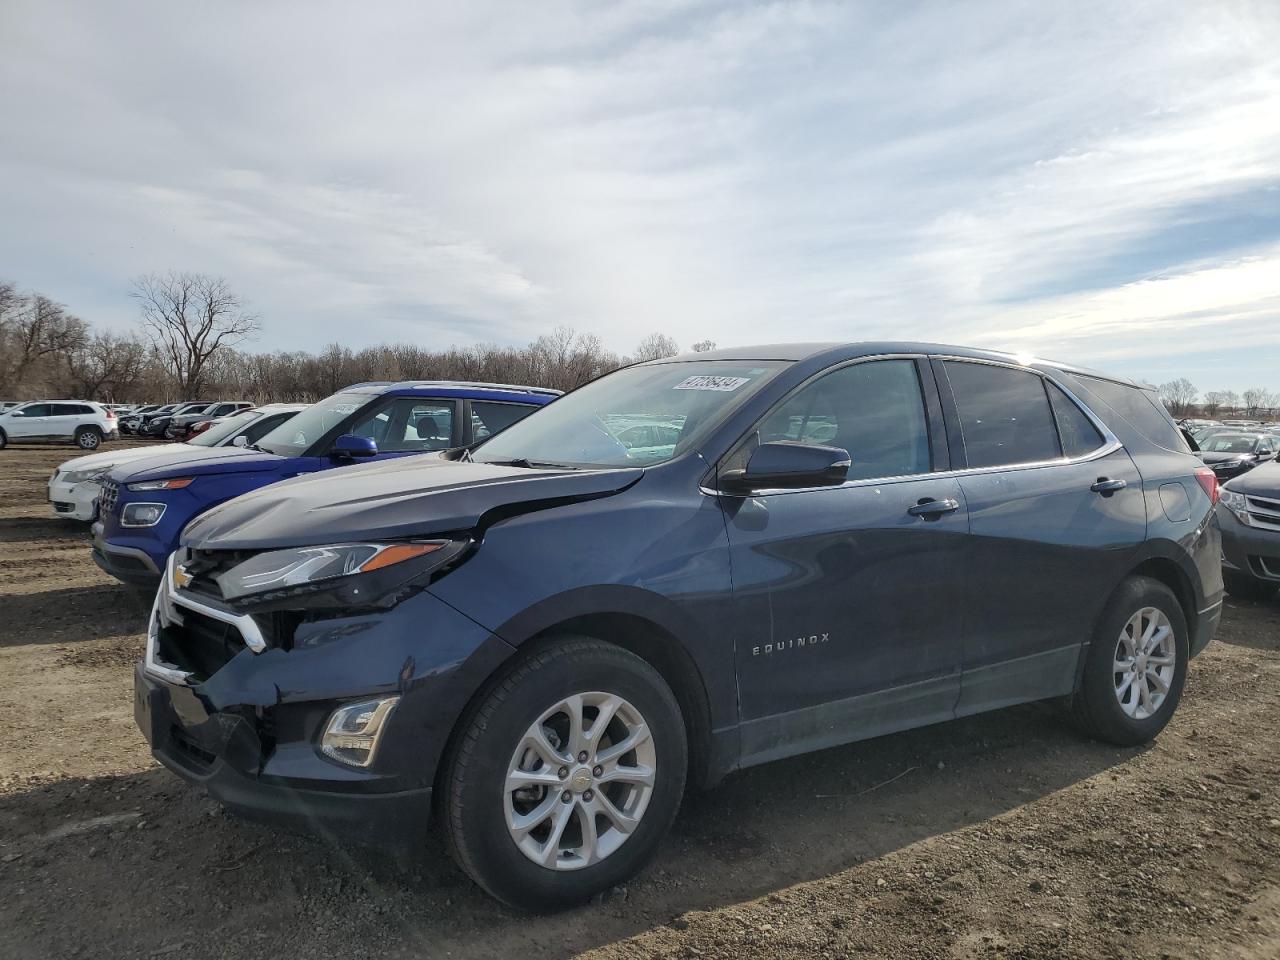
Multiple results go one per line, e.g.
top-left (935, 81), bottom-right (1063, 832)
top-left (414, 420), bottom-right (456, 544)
top-left (1, 442), bottom-right (1278, 960)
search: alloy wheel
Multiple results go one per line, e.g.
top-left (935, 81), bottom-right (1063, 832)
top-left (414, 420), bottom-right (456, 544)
top-left (504, 691), bottom-right (656, 871)
top-left (1113, 606), bottom-right (1176, 720)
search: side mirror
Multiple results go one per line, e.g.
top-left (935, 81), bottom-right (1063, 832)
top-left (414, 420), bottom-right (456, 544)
top-left (9, 410), bottom-right (24, 417)
top-left (330, 434), bottom-right (378, 459)
top-left (231, 435), bottom-right (248, 448)
top-left (721, 441), bottom-right (850, 494)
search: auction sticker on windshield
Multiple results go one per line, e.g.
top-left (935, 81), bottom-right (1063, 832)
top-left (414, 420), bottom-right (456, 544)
top-left (673, 375), bottom-right (751, 392)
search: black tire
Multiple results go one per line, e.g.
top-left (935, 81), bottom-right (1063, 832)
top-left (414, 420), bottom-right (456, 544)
top-left (75, 426), bottom-right (102, 450)
top-left (0, 428), bottom-right (6, 450)
top-left (1072, 576), bottom-right (1188, 746)
top-left (1224, 569), bottom-right (1279, 601)
top-left (442, 636), bottom-right (687, 911)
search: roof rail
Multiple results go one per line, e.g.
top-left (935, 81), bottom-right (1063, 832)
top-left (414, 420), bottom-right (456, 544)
top-left (397, 381), bottom-right (563, 396)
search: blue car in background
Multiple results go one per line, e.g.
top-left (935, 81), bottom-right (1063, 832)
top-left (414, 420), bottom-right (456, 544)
top-left (92, 381), bottom-right (559, 585)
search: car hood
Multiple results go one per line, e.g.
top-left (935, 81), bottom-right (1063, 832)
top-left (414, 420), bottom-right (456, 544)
top-left (57, 444), bottom-right (202, 474)
top-left (112, 445), bottom-right (282, 483)
top-left (1201, 451), bottom-right (1257, 465)
top-left (182, 455), bottom-right (644, 551)
top-left (1224, 460), bottom-right (1280, 497)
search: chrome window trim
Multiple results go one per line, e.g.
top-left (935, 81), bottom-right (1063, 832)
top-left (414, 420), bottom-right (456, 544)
top-left (705, 352), bottom-right (1124, 497)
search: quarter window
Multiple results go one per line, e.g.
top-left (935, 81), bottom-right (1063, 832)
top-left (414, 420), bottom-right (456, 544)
top-left (943, 361), bottom-right (1061, 468)
top-left (1046, 383), bottom-right (1105, 458)
top-left (757, 359), bottom-right (932, 481)
top-left (471, 401), bottom-right (537, 441)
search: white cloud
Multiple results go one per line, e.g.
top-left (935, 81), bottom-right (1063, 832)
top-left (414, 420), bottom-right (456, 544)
top-left (0, 0), bottom-right (1277, 388)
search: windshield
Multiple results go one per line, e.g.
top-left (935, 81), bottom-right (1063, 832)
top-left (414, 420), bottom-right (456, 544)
top-left (188, 409), bottom-right (259, 447)
top-left (255, 390), bottom-right (374, 457)
top-left (474, 360), bottom-right (787, 468)
top-left (1203, 435), bottom-right (1258, 454)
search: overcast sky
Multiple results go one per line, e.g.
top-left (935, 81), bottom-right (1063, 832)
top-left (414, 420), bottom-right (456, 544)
top-left (2, 0), bottom-right (1278, 390)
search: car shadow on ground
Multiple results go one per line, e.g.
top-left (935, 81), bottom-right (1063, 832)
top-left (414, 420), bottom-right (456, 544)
top-left (0, 583), bottom-right (152, 647)
top-left (1215, 595), bottom-right (1280, 652)
top-left (0, 701), bottom-right (1142, 959)
top-left (0, 515), bottom-right (92, 542)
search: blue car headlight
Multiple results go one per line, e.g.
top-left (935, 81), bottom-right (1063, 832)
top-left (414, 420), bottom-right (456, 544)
top-left (122, 502), bottom-right (167, 527)
top-left (215, 540), bottom-right (466, 601)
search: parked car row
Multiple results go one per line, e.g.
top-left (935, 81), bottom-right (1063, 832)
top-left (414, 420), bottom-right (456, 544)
top-left (31, 345), bottom-right (1250, 910)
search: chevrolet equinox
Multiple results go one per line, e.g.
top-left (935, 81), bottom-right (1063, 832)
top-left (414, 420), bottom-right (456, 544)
top-left (135, 343), bottom-right (1224, 910)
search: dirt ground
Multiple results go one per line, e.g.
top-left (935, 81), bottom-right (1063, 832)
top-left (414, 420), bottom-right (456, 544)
top-left (1, 442), bottom-right (1278, 960)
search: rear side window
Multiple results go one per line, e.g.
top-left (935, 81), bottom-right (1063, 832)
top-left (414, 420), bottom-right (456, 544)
top-left (943, 361), bottom-right (1061, 468)
top-left (1062, 374), bottom-right (1188, 452)
top-left (471, 401), bottom-right (537, 441)
top-left (758, 359), bottom-right (932, 481)
top-left (1046, 383), bottom-right (1105, 458)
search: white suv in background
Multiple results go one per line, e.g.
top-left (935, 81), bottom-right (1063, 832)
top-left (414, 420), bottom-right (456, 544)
top-left (0, 401), bottom-right (118, 451)
top-left (46, 403), bottom-right (307, 521)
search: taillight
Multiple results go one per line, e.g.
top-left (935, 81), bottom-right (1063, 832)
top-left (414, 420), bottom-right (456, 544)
top-left (106, 409), bottom-right (116, 419)
top-left (1194, 466), bottom-right (1219, 505)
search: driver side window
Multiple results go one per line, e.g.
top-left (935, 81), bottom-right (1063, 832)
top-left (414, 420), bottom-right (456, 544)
top-left (754, 359), bottom-right (933, 481)
top-left (347, 399), bottom-right (455, 452)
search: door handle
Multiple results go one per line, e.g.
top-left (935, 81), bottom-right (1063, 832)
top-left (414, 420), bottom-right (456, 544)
top-left (907, 497), bottom-right (960, 518)
top-left (1091, 478), bottom-right (1127, 495)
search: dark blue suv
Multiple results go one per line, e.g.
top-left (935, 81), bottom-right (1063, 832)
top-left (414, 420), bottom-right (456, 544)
top-left (93, 381), bottom-right (559, 585)
top-left (134, 343), bottom-right (1222, 910)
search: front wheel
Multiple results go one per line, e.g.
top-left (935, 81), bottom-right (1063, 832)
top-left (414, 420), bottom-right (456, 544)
top-left (0, 428), bottom-right (7, 450)
top-left (1071, 576), bottom-right (1188, 746)
top-left (75, 427), bottom-right (102, 450)
top-left (442, 637), bottom-right (687, 911)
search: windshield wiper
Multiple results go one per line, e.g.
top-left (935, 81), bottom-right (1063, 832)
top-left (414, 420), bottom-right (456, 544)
top-left (482, 457), bottom-right (579, 470)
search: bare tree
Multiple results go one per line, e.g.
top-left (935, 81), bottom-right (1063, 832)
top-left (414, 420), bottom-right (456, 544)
top-left (1202, 391), bottom-right (1225, 417)
top-left (0, 290), bottom-right (89, 396)
top-left (1220, 390), bottom-right (1241, 416)
top-left (1158, 378), bottom-right (1198, 417)
top-left (691, 339), bottom-right (717, 353)
top-left (631, 333), bottom-right (679, 362)
top-left (1241, 387), bottom-right (1277, 418)
top-left (133, 272), bottom-right (260, 396)
top-left (59, 331), bottom-right (151, 400)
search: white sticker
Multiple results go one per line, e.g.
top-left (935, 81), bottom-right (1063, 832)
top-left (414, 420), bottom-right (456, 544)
top-left (673, 375), bottom-right (750, 392)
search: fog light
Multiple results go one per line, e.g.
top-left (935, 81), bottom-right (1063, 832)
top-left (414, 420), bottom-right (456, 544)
top-left (122, 502), bottom-right (167, 527)
top-left (321, 696), bottom-right (400, 767)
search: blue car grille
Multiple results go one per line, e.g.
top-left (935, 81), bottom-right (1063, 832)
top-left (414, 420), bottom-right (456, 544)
top-left (99, 478), bottom-right (120, 516)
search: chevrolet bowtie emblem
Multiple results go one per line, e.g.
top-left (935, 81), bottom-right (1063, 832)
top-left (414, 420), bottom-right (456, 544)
top-left (172, 564), bottom-right (193, 590)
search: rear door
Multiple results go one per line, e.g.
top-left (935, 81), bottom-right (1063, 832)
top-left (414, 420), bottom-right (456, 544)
top-left (724, 357), bottom-right (969, 764)
top-left (934, 359), bottom-right (1146, 714)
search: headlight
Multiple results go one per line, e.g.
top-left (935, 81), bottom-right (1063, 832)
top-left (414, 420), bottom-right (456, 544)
top-left (1216, 459), bottom-right (1243, 469)
top-left (127, 477), bottom-right (193, 491)
top-left (122, 502), bottom-right (166, 527)
top-left (1220, 488), bottom-right (1250, 526)
top-left (215, 540), bottom-right (463, 601)
top-left (63, 465), bottom-right (112, 484)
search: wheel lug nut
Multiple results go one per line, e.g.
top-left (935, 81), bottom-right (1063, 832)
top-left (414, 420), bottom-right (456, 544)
top-left (558, 766), bottom-right (569, 779)
top-left (593, 765), bottom-right (602, 777)
top-left (561, 791), bottom-right (571, 803)
top-left (578, 751), bottom-right (588, 763)
top-left (583, 789), bottom-right (594, 801)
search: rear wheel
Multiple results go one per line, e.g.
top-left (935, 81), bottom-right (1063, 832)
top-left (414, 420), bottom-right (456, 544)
top-left (442, 637), bottom-right (687, 911)
top-left (75, 426), bottom-right (102, 450)
top-left (1224, 569), bottom-right (1279, 601)
top-left (0, 428), bottom-right (7, 450)
top-left (1072, 576), bottom-right (1188, 746)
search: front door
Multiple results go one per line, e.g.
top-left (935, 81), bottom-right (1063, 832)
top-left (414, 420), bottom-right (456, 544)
top-left (723, 357), bottom-right (968, 766)
top-left (9, 403), bottom-right (51, 438)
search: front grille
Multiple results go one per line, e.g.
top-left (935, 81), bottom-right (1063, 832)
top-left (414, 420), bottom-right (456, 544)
top-left (53, 501), bottom-right (74, 514)
top-left (99, 478), bottom-right (120, 516)
top-left (1245, 493), bottom-right (1280, 532)
top-left (156, 608), bottom-right (246, 682)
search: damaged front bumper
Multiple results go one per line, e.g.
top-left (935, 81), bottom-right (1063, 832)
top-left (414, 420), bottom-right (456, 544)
top-left (134, 553), bottom-right (516, 847)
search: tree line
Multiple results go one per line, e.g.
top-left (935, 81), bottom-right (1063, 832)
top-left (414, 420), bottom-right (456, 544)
top-left (0, 273), bottom-right (701, 403)
top-left (1157, 377), bottom-right (1278, 420)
